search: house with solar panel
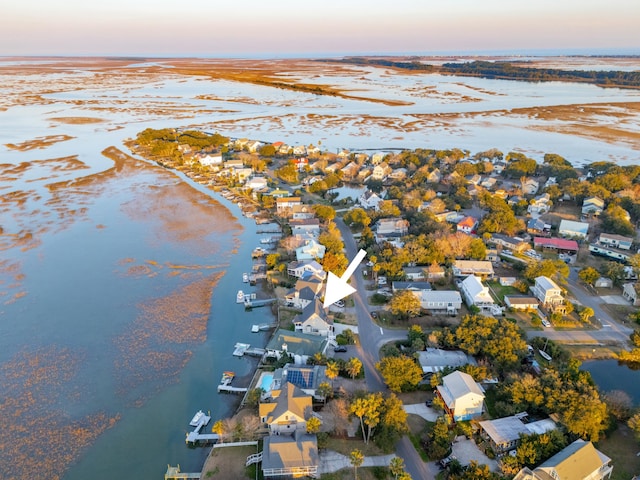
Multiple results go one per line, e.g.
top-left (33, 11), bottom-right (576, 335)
top-left (270, 364), bottom-right (328, 400)
top-left (254, 382), bottom-right (320, 478)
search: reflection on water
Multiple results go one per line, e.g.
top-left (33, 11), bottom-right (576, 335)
top-left (1, 57), bottom-right (640, 478)
top-left (583, 359), bottom-right (640, 406)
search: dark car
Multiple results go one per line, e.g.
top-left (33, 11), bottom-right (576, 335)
top-left (333, 345), bottom-right (347, 353)
top-left (425, 399), bottom-right (433, 408)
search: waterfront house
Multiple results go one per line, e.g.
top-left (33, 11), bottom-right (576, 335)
top-left (558, 219), bottom-right (589, 239)
top-left (512, 439), bottom-right (613, 480)
top-left (196, 152), bottom-right (223, 166)
top-left (284, 286), bottom-right (316, 310)
top-left (287, 260), bottom-right (325, 279)
top-left (293, 299), bottom-right (333, 337)
top-left (452, 260), bottom-right (495, 278)
top-left (245, 176), bottom-right (268, 191)
top-left (460, 275), bottom-right (495, 312)
top-left (291, 204), bottom-right (315, 220)
top-left (295, 239), bottom-right (326, 261)
top-left (276, 197), bottom-right (302, 217)
top-left (436, 371), bottom-right (485, 422)
top-left (599, 232), bottom-right (633, 250)
top-left (271, 364), bottom-right (328, 400)
top-left (479, 414), bottom-right (557, 456)
top-left (260, 382), bottom-right (312, 435)
top-left (265, 329), bottom-right (329, 364)
top-left (291, 218), bottom-right (321, 238)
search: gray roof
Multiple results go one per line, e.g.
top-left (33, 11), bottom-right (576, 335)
top-left (266, 329), bottom-right (327, 357)
top-left (417, 349), bottom-right (475, 373)
top-left (392, 281), bottom-right (432, 291)
top-left (480, 415), bottom-right (556, 446)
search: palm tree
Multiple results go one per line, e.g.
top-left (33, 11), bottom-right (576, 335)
top-left (350, 449), bottom-right (364, 480)
top-left (389, 456), bottom-right (405, 479)
top-left (346, 357), bottom-right (363, 379)
top-left (326, 360), bottom-right (339, 386)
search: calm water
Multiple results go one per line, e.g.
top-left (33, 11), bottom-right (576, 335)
top-left (582, 359), bottom-right (640, 406)
top-left (1, 57), bottom-right (640, 479)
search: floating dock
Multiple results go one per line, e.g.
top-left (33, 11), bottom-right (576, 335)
top-left (217, 370), bottom-right (249, 394)
top-left (189, 410), bottom-right (210, 428)
top-left (244, 297), bottom-right (276, 309)
top-left (251, 323), bottom-right (276, 333)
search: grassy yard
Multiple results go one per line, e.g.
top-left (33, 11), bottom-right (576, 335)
top-left (597, 424), bottom-right (640, 480)
top-left (486, 281), bottom-right (522, 302)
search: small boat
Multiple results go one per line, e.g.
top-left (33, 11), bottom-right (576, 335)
top-left (221, 371), bottom-right (235, 384)
top-left (190, 410), bottom-right (208, 427)
top-left (236, 290), bottom-right (245, 303)
top-left (242, 272), bottom-right (249, 283)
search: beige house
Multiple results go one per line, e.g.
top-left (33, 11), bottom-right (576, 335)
top-left (513, 439), bottom-right (612, 480)
top-left (259, 382), bottom-right (312, 435)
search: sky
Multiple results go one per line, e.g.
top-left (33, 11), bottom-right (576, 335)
top-left (1, 0), bottom-right (639, 57)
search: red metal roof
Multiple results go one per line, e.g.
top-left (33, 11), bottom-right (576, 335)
top-left (534, 237), bottom-right (579, 251)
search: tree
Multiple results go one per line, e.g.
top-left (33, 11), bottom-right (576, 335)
top-left (313, 204), bottom-right (336, 223)
top-left (212, 420), bottom-right (226, 443)
top-left (306, 416), bottom-right (322, 434)
top-left (317, 381), bottom-right (333, 403)
top-left (628, 412), bottom-right (640, 441)
top-left (258, 144), bottom-right (276, 157)
top-left (382, 393), bottom-right (409, 434)
top-left (346, 357), bottom-right (363, 379)
top-left (389, 456), bottom-right (405, 479)
top-left (389, 290), bottom-right (422, 320)
top-left (244, 388), bottom-right (264, 408)
top-left (376, 355), bottom-right (423, 392)
top-left (604, 390), bottom-right (633, 421)
top-left (524, 259), bottom-right (569, 283)
top-left (350, 449), bottom-right (364, 479)
top-left (344, 207), bottom-right (373, 228)
top-left (578, 267), bottom-right (599, 286)
top-left (579, 307), bottom-right (594, 323)
top-left (326, 361), bottom-right (339, 385)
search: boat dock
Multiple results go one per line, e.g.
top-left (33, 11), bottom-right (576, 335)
top-left (251, 323), bottom-right (276, 332)
top-left (244, 297), bottom-right (276, 309)
top-left (217, 370), bottom-right (249, 394)
top-left (185, 411), bottom-right (218, 445)
top-left (165, 465), bottom-right (201, 479)
top-left (232, 342), bottom-right (266, 357)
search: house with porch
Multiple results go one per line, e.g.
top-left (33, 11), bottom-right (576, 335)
top-left (531, 276), bottom-right (565, 311)
top-left (259, 382), bottom-right (312, 435)
top-left (258, 432), bottom-right (319, 479)
top-left (452, 260), bottom-right (495, 278)
top-left (418, 290), bottom-right (463, 315)
top-left (293, 299), bottom-right (333, 337)
top-left (459, 275), bottom-right (495, 313)
top-left (513, 439), bottom-right (613, 480)
top-left (479, 414), bottom-right (557, 456)
top-left (436, 371), bottom-right (485, 422)
top-left (599, 232), bottom-right (633, 250)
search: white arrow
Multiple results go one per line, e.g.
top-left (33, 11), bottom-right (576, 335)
top-left (323, 249), bottom-right (367, 308)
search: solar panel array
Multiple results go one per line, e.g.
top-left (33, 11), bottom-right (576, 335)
top-left (286, 368), bottom-right (314, 389)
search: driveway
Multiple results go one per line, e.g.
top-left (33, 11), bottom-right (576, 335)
top-left (404, 403), bottom-right (439, 422)
top-left (451, 435), bottom-right (499, 472)
top-left (319, 450), bottom-right (396, 474)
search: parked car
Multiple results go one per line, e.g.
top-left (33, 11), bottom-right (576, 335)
top-left (439, 455), bottom-right (456, 469)
top-left (541, 319), bottom-right (551, 327)
top-left (333, 345), bottom-right (347, 353)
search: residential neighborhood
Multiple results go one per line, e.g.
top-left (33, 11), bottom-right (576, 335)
top-left (132, 130), bottom-right (640, 480)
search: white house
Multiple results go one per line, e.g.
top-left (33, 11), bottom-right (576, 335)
top-left (522, 178), bottom-right (539, 195)
top-left (531, 276), bottom-right (564, 307)
top-left (436, 371), bottom-right (485, 422)
top-left (582, 196), bottom-right (605, 216)
top-left (622, 282), bottom-right (640, 306)
top-left (245, 176), bottom-right (268, 190)
top-left (357, 190), bottom-right (384, 210)
top-left (375, 218), bottom-right (409, 236)
top-left (528, 193), bottom-right (552, 215)
top-left (456, 216), bottom-right (478, 234)
top-left (558, 219), bottom-right (589, 239)
top-left (599, 232), bottom-right (633, 250)
top-left (295, 239), bottom-right (326, 261)
top-left (291, 218), bottom-right (321, 238)
top-left (460, 275), bottom-right (495, 312)
top-left (196, 152), bottom-right (223, 166)
top-left (418, 290), bottom-right (462, 315)
top-left (287, 260), bottom-right (325, 279)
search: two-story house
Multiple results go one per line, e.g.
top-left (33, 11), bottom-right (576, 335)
top-left (293, 299), bottom-right (333, 337)
top-left (531, 276), bottom-right (564, 310)
top-left (436, 371), bottom-right (485, 422)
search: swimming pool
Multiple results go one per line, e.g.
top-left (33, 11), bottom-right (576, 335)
top-left (259, 373), bottom-right (274, 392)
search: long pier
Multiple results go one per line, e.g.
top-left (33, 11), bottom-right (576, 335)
top-left (217, 384), bottom-right (249, 394)
top-left (185, 411), bottom-right (218, 445)
top-left (244, 298), bottom-right (276, 309)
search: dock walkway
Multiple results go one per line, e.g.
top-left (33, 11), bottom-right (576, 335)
top-left (165, 465), bottom-right (200, 479)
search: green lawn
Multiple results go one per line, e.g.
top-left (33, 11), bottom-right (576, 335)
top-left (597, 424), bottom-right (640, 480)
top-left (486, 281), bottom-right (522, 302)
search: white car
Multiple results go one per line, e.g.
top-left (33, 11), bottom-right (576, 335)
top-left (541, 319), bottom-right (551, 328)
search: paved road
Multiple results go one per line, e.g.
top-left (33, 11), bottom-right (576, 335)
top-left (336, 218), bottom-right (438, 478)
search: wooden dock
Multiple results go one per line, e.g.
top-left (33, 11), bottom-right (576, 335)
top-left (165, 464), bottom-right (200, 479)
top-left (184, 410), bottom-right (217, 445)
top-left (217, 384), bottom-right (249, 394)
top-left (244, 297), bottom-right (276, 309)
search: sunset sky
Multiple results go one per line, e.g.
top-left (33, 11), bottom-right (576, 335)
top-left (2, 0), bottom-right (639, 57)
